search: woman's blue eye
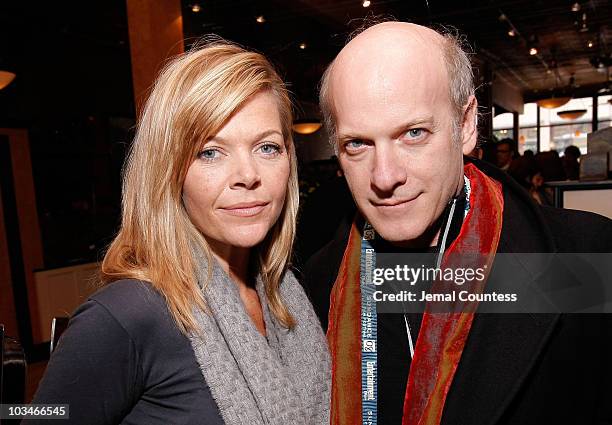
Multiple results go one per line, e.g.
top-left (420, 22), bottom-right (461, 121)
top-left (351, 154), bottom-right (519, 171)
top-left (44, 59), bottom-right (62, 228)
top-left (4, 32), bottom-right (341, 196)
top-left (199, 149), bottom-right (219, 161)
top-left (259, 143), bottom-right (281, 155)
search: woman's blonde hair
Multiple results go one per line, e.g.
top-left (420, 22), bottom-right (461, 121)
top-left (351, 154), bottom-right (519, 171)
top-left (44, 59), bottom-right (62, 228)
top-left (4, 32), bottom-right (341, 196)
top-left (101, 39), bottom-right (299, 333)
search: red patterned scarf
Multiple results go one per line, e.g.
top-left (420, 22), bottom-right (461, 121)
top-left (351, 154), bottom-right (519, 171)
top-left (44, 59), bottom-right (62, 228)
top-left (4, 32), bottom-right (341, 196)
top-left (327, 163), bottom-right (504, 425)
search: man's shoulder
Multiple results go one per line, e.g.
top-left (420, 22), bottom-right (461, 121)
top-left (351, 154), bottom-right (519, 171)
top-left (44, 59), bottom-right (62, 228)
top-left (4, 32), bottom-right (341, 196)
top-left (539, 205), bottom-right (612, 252)
top-left (302, 213), bottom-right (352, 280)
top-left (300, 215), bottom-right (353, 331)
top-left (470, 158), bottom-right (612, 253)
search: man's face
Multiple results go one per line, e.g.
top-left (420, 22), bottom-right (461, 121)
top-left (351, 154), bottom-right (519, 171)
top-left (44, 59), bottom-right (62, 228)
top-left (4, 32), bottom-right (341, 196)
top-left (496, 143), bottom-right (513, 168)
top-left (330, 30), bottom-right (475, 244)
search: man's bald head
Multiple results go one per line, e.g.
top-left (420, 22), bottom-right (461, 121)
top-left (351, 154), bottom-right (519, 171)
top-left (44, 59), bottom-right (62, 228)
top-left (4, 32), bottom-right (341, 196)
top-left (320, 22), bottom-right (474, 148)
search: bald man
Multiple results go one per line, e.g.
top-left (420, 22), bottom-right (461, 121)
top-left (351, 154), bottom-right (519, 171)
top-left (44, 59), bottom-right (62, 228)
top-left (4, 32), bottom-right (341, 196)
top-left (300, 22), bottom-right (612, 425)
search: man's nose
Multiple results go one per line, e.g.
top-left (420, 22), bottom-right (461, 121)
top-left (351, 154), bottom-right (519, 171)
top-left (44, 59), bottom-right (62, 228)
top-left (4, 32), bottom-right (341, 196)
top-left (370, 144), bottom-right (407, 195)
top-left (230, 152), bottom-right (261, 190)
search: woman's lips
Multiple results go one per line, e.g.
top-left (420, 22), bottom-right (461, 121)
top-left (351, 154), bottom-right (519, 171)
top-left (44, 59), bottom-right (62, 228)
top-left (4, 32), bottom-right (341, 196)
top-left (220, 202), bottom-right (269, 217)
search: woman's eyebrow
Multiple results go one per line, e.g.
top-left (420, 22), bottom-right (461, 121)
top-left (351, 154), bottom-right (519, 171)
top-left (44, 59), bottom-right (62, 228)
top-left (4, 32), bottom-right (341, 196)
top-left (207, 129), bottom-right (283, 144)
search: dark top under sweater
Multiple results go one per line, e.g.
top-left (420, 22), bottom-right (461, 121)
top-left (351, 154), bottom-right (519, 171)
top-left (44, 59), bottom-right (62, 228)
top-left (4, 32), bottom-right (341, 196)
top-left (25, 279), bottom-right (224, 425)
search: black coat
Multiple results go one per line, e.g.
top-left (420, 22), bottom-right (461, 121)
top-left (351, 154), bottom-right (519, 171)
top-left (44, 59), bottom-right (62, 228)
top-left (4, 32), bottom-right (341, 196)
top-left (300, 159), bottom-right (612, 425)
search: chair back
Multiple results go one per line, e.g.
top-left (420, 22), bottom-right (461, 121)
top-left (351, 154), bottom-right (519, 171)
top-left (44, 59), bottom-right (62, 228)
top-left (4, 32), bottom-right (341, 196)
top-left (50, 317), bottom-right (69, 354)
top-left (0, 324), bottom-right (27, 406)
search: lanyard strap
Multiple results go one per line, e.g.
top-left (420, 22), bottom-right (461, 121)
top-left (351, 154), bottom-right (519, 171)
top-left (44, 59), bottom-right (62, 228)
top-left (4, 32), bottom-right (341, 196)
top-left (360, 221), bottom-right (377, 425)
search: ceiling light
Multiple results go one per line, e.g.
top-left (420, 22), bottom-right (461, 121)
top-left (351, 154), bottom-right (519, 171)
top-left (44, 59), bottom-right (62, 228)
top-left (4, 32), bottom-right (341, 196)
top-left (536, 97), bottom-right (572, 109)
top-left (588, 40), bottom-right (594, 48)
top-left (508, 29), bottom-right (516, 37)
top-left (557, 109), bottom-right (587, 120)
top-left (571, 2), bottom-right (581, 12)
top-left (362, 0), bottom-right (371, 7)
top-left (299, 42), bottom-right (307, 50)
top-left (293, 121), bottom-right (322, 135)
top-left (191, 3), bottom-right (201, 12)
top-left (0, 71), bottom-right (16, 90)
top-left (256, 15), bottom-right (265, 23)
top-left (529, 47), bottom-right (538, 55)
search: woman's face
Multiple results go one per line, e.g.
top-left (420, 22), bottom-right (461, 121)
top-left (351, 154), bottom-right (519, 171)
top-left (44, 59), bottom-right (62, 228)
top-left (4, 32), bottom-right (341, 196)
top-left (183, 90), bottom-right (290, 251)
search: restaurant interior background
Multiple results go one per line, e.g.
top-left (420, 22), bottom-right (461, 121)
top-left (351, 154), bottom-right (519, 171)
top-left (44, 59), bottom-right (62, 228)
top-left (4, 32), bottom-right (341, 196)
top-left (1, 0), bottom-right (611, 404)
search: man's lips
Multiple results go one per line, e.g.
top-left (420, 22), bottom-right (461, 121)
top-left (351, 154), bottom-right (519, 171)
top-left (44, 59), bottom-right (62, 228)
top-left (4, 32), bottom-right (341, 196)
top-left (220, 201), bottom-right (269, 217)
top-left (371, 194), bottom-right (421, 209)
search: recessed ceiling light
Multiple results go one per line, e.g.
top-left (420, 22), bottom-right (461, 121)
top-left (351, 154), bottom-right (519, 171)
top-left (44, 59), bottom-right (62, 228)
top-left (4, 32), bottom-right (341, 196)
top-left (256, 15), bottom-right (265, 23)
top-left (191, 3), bottom-right (201, 13)
top-left (299, 42), bottom-right (307, 50)
top-left (0, 71), bottom-right (16, 90)
top-left (571, 2), bottom-right (581, 12)
top-left (529, 47), bottom-right (538, 55)
top-left (362, 0), bottom-right (371, 7)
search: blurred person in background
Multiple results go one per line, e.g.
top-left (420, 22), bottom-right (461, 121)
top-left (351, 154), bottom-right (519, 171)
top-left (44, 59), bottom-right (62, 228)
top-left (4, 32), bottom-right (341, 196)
top-left (535, 150), bottom-right (566, 182)
top-left (508, 156), bottom-right (552, 205)
top-left (495, 138), bottom-right (515, 171)
top-left (562, 145), bottom-right (582, 180)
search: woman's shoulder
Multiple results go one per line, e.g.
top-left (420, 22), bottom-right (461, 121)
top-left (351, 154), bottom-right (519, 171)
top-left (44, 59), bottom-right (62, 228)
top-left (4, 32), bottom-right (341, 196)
top-left (86, 279), bottom-right (180, 345)
top-left (91, 279), bottom-right (162, 312)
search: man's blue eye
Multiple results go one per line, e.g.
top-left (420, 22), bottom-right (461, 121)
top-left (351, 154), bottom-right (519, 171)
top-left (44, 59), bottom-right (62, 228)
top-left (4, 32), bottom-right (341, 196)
top-left (347, 140), bottom-right (364, 149)
top-left (407, 129), bottom-right (423, 138)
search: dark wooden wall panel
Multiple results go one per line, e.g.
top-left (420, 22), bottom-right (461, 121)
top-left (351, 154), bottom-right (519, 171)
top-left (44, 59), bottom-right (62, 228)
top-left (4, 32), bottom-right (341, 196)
top-left (0, 129), bottom-right (44, 345)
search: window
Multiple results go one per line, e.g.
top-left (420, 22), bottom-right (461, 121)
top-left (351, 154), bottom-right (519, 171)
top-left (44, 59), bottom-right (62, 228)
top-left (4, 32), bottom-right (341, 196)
top-left (598, 95), bottom-right (612, 130)
top-left (492, 105), bottom-right (539, 154)
top-left (492, 96), bottom-right (606, 155)
top-left (493, 128), bottom-right (513, 141)
top-left (492, 111), bottom-right (513, 142)
top-left (518, 127), bottom-right (537, 153)
top-left (548, 122), bottom-right (590, 153)
top-left (540, 97), bottom-right (592, 154)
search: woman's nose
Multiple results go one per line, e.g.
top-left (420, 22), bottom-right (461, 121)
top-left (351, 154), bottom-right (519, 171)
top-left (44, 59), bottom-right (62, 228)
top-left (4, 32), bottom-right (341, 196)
top-left (230, 153), bottom-right (261, 189)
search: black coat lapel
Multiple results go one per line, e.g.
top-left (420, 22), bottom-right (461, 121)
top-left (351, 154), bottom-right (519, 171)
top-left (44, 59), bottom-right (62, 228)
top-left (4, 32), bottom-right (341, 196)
top-left (441, 277), bottom-right (560, 425)
top-left (442, 164), bottom-right (561, 425)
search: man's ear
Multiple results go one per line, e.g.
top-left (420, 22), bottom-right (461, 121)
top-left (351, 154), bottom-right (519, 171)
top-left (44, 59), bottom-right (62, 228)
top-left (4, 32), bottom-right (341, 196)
top-left (461, 95), bottom-right (478, 155)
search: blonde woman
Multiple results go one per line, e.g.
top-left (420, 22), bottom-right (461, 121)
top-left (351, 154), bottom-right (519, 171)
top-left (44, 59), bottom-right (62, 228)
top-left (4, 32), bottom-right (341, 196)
top-left (28, 40), bottom-right (330, 425)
